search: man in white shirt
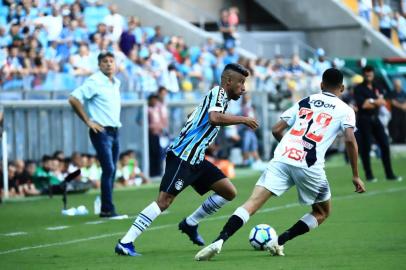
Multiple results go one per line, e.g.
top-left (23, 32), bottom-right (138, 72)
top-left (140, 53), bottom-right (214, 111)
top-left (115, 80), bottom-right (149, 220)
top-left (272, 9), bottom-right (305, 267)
top-left (103, 4), bottom-right (125, 42)
top-left (69, 52), bottom-right (122, 217)
top-left (195, 68), bottom-right (366, 261)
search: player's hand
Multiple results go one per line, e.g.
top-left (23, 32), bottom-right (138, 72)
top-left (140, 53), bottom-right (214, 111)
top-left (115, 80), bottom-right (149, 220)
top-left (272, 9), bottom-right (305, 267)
top-left (376, 97), bottom-right (386, 106)
top-left (87, 120), bottom-right (104, 133)
top-left (243, 117), bottom-right (259, 130)
top-left (352, 176), bottom-right (366, 193)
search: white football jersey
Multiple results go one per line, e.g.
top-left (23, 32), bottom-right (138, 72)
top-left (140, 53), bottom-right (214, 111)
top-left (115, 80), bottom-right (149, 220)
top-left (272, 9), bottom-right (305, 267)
top-left (273, 92), bottom-right (356, 169)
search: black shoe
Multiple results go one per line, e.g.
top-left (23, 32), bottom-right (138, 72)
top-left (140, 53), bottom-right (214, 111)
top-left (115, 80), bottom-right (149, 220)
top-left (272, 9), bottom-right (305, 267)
top-left (99, 211), bottom-right (118, 218)
top-left (387, 176), bottom-right (403, 182)
top-left (178, 218), bottom-right (205, 246)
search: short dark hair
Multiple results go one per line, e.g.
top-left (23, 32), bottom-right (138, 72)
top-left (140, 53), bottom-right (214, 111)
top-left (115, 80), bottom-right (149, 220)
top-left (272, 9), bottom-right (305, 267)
top-left (223, 63), bottom-right (249, 77)
top-left (98, 51), bottom-right (114, 63)
top-left (322, 68), bottom-right (343, 89)
top-left (362, 65), bottom-right (374, 73)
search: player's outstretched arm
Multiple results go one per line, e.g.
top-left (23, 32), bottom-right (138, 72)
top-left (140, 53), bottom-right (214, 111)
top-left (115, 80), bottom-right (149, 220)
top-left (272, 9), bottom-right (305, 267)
top-left (209, 111), bottom-right (259, 130)
top-left (344, 128), bottom-right (366, 193)
top-left (271, 120), bottom-right (289, 142)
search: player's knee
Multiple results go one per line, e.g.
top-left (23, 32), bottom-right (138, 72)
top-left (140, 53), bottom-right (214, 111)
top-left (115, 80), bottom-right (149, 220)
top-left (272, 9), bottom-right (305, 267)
top-left (102, 163), bottom-right (115, 176)
top-left (222, 185), bottom-right (237, 201)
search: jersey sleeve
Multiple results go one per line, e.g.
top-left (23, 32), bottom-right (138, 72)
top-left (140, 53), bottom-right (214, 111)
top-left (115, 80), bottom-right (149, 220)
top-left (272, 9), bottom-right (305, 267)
top-left (341, 107), bottom-right (356, 132)
top-left (280, 102), bottom-right (299, 127)
top-left (70, 77), bottom-right (97, 104)
top-left (208, 87), bottom-right (226, 113)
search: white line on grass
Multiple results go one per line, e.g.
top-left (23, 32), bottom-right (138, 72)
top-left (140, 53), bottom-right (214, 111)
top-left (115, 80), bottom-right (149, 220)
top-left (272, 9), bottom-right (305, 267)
top-left (2, 232), bottom-right (27, 237)
top-left (46, 226), bottom-right (70, 231)
top-left (0, 186), bottom-right (405, 256)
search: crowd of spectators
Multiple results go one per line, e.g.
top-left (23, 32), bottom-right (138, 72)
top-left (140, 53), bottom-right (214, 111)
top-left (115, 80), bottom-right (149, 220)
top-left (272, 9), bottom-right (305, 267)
top-left (0, 0), bottom-right (334, 104)
top-left (0, 149), bottom-right (150, 199)
top-left (357, 0), bottom-right (406, 50)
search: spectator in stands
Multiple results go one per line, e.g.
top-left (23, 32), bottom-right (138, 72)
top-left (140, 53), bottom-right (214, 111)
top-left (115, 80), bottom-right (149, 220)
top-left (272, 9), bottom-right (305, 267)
top-left (389, 79), bottom-right (406, 143)
top-left (116, 151), bottom-right (150, 186)
top-left (2, 45), bottom-right (27, 89)
top-left (288, 54), bottom-right (304, 78)
top-left (374, 0), bottom-right (393, 39)
top-left (152, 26), bottom-right (165, 43)
top-left (354, 66), bottom-right (401, 182)
top-left (0, 26), bottom-right (11, 48)
top-left (165, 63), bottom-right (180, 94)
top-left (34, 6), bottom-right (63, 43)
top-left (313, 48), bottom-right (332, 76)
top-left (394, 11), bottom-right (406, 50)
top-left (6, 162), bottom-right (20, 197)
top-left (33, 155), bottom-right (61, 194)
top-left (148, 94), bottom-right (164, 177)
top-left (119, 19), bottom-right (137, 56)
top-left (218, 8), bottom-right (235, 49)
top-left (18, 160), bottom-right (40, 196)
top-left (358, 0), bottom-right (373, 23)
top-left (70, 43), bottom-right (95, 77)
top-left (103, 4), bottom-right (125, 42)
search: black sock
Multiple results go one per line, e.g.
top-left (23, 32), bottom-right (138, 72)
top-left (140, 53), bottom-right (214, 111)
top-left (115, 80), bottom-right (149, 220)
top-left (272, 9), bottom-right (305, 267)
top-left (278, 220), bottom-right (310, 246)
top-left (214, 215), bottom-right (244, 243)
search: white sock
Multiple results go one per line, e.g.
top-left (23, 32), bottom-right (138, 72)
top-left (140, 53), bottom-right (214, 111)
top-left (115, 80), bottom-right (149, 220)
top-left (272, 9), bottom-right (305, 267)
top-left (300, 213), bottom-right (318, 230)
top-left (233, 206), bottom-right (250, 224)
top-left (120, 201), bottom-right (161, 243)
top-left (185, 193), bottom-right (229, 226)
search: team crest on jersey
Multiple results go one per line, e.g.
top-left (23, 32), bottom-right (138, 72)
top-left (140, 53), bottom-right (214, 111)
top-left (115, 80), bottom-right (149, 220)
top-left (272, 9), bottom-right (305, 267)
top-left (309, 100), bottom-right (336, 109)
top-left (175, 179), bottom-right (184, 190)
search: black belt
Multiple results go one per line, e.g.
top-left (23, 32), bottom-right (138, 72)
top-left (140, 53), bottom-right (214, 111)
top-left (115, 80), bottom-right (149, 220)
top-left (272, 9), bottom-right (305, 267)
top-left (104, 126), bottom-right (119, 132)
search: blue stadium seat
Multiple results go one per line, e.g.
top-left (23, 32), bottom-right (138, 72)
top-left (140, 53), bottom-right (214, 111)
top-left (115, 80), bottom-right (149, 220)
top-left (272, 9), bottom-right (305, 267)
top-left (0, 6), bottom-right (9, 17)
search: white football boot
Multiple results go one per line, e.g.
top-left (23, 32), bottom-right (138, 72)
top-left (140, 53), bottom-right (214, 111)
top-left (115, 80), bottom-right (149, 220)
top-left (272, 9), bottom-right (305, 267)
top-left (265, 239), bottom-right (285, 256)
top-left (195, 239), bottom-right (224, 261)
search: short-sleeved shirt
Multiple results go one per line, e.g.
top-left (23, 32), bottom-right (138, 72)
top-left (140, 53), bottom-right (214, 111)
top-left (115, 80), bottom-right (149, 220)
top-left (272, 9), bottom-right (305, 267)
top-left (70, 71), bottom-right (122, 127)
top-left (169, 86), bottom-right (229, 165)
top-left (354, 82), bottom-right (382, 117)
top-left (273, 92), bottom-right (356, 170)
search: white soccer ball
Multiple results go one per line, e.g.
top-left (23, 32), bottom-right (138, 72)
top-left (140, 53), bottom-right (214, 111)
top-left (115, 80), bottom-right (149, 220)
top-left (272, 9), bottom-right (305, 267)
top-left (248, 224), bottom-right (277, 250)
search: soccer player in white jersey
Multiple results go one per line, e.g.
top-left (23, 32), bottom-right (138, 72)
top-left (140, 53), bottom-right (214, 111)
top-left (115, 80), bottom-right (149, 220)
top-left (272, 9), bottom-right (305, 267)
top-left (195, 68), bottom-right (366, 261)
top-left (115, 63), bottom-right (259, 256)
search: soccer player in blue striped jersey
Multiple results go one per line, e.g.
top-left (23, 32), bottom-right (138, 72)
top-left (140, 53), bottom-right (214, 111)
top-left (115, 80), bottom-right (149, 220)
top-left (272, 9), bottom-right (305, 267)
top-left (115, 63), bottom-right (259, 256)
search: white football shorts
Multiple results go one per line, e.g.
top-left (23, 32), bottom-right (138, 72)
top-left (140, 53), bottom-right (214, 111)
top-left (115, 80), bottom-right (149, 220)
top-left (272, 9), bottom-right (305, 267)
top-left (256, 161), bottom-right (331, 205)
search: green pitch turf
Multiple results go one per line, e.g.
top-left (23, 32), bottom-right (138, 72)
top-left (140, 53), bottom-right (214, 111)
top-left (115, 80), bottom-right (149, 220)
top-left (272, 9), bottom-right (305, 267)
top-left (1, 155), bottom-right (406, 270)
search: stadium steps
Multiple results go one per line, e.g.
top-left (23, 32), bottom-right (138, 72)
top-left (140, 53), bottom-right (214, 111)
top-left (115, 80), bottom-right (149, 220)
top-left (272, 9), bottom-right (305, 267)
top-left (254, 0), bottom-right (406, 58)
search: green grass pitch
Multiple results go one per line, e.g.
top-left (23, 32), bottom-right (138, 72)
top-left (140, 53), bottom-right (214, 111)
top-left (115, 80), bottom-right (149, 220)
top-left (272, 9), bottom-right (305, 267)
top-left (1, 155), bottom-right (405, 270)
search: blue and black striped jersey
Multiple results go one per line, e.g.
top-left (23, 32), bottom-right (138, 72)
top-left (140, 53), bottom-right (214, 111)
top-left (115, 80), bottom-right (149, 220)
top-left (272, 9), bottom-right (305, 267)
top-left (169, 86), bottom-right (229, 165)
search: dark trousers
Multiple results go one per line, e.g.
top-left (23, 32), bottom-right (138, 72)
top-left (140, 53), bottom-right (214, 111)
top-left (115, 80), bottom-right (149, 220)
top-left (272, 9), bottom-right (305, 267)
top-left (356, 116), bottom-right (395, 179)
top-left (149, 132), bottom-right (162, 177)
top-left (389, 108), bottom-right (406, 143)
top-left (89, 128), bottom-right (119, 213)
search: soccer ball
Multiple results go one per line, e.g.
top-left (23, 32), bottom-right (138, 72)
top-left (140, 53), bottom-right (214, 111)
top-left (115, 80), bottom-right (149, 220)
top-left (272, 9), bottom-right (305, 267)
top-left (248, 224), bottom-right (277, 250)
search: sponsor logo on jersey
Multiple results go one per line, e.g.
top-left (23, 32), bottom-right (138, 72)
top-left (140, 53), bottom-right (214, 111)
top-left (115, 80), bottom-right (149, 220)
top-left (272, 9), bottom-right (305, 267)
top-left (288, 138), bottom-right (315, 149)
top-left (309, 100), bottom-right (336, 109)
top-left (175, 179), bottom-right (184, 190)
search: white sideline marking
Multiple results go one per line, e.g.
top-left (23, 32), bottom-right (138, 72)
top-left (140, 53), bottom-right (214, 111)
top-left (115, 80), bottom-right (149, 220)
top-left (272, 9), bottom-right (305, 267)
top-left (0, 186), bottom-right (405, 256)
top-left (85, 221), bottom-right (106, 225)
top-left (3, 232), bottom-right (27, 236)
top-left (46, 226), bottom-right (70, 231)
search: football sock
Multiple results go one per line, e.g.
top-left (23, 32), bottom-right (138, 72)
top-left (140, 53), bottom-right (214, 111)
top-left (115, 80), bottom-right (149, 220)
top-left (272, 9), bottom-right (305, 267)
top-left (215, 207), bottom-right (250, 242)
top-left (120, 201), bottom-right (161, 244)
top-left (186, 193), bottom-right (229, 226)
top-left (278, 213), bottom-right (318, 245)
